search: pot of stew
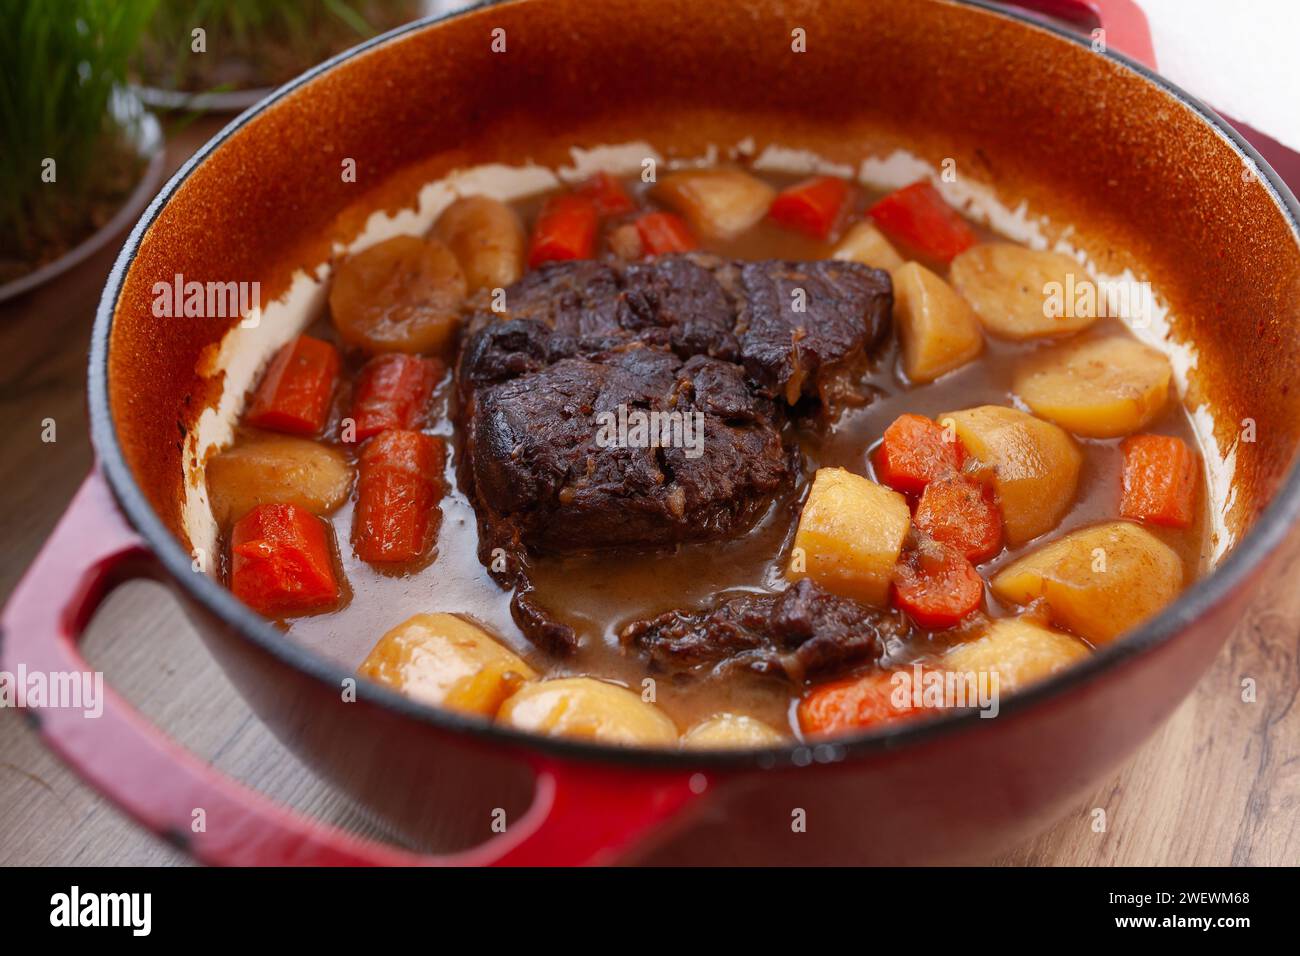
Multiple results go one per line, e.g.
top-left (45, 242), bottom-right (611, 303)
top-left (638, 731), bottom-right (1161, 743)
top-left (5, 0), bottom-right (1300, 865)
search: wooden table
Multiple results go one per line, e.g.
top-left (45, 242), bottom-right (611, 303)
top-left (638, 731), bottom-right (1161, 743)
top-left (1, 119), bottom-right (1297, 867)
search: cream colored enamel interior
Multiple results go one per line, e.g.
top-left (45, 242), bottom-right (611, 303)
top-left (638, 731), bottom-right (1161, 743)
top-left (179, 141), bottom-right (1237, 567)
top-left (183, 265), bottom-right (329, 563)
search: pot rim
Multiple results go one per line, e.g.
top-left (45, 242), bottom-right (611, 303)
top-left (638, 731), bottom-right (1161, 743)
top-left (88, 0), bottom-right (1300, 771)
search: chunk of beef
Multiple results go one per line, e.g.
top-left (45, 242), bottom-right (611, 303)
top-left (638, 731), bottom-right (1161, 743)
top-left (620, 578), bottom-right (907, 683)
top-left (466, 347), bottom-right (792, 553)
top-left (459, 254), bottom-right (889, 395)
top-left (735, 259), bottom-right (891, 405)
top-left (458, 317), bottom-right (553, 387)
top-left (491, 260), bottom-right (626, 352)
top-left (619, 256), bottom-right (741, 360)
top-left (454, 254), bottom-right (891, 655)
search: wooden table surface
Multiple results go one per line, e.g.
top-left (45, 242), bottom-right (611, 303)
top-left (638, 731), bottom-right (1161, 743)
top-left (1, 118), bottom-right (1297, 867)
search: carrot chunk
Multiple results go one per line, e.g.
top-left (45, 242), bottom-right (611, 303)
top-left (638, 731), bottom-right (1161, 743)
top-left (872, 413), bottom-right (966, 495)
top-left (231, 503), bottom-right (340, 617)
top-left (244, 335), bottom-right (340, 436)
top-left (634, 211), bottom-right (697, 254)
top-left (348, 354), bottom-right (442, 443)
top-left (769, 175), bottom-right (853, 240)
top-left (867, 181), bottom-right (976, 263)
top-left (575, 171), bottom-right (636, 217)
top-left (798, 670), bottom-right (920, 736)
top-left (1120, 434), bottom-right (1198, 528)
top-left (914, 476), bottom-right (1003, 562)
top-left (528, 194), bottom-right (598, 268)
top-left (352, 430), bottom-right (446, 564)
top-left (891, 539), bottom-right (984, 629)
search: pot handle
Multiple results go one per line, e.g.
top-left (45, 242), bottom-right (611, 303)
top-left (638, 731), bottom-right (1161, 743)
top-left (1000, 0), bottom-right (1157, 68)
top-left (1, 470), bottom-right (704, 866)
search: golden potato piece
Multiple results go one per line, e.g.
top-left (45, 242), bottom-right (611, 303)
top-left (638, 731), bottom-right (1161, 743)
top-left (498, 678), bottom-right (678, 746)
top-left (653, 168), bottom-right (775, 240)
top-left (832, 221), bottom-right (905, 272)
top-left (330, 234), bottom-right (467, 356)
top-left (950, 243), bottom-right (1099, 340)
top-left (433, 195), bottom-right (525, 292)
top-left (1013, 335), bottom-right (1172, 438)
top-left (939, 405), bottom-right (1081, 546)
top-left (207, 436), bottom-right (352, 528)
top-left (788, 467), bottom-right (910, 606)
top-left (359, 613), bottom-right (537, 717)
top-left (681, 713), bottom-right (784, 749)
top-left (991, 521), bottom-right (1183, 644)
top-left (893, 261), bottom-right (984, 383)
top-left (944, 617), bottom-right (1089, 693)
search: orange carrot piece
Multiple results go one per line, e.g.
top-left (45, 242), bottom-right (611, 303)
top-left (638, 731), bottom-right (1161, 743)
top-left (231, 503), bottom-right (340, 617)
top-left (914, 476), bottom-right (1003, 562)
top-left (352, 430), bottom-right (446, 564)
top-left (244, 335), bottom-right (340, 436)
top-left (575, 171), bottom-right (636, 217)
top-left (349, 353), bottom-right (442, 443)
top-left (1120, 433), bottom-right (1198, 528)
top-left (528, 194), bottom-right (598, 268)
top-left (769, 175), bottom-right (853, 240)
top-left (872, 413), bottom-right (965, 495)
top-left (867, 181), bottom-right (975, 263)
top-left (634, 211), bottom-right (697, 254)
top-left (891, 539), bottom-right (984, 629)
top-left (798, 670), bottom-right (919, 736)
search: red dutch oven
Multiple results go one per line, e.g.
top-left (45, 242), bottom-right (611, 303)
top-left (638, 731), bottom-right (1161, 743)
top-left (5, 0), bottom-right (1300, 865)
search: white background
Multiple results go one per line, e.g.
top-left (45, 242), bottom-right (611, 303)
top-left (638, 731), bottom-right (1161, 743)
top-left (1140, 0), bottom-right (1300, 150)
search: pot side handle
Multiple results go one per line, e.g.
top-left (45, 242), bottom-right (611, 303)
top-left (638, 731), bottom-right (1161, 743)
top-left (999, 0), bottom-right (1157, 68)
top-left (0, 470), bottom-right (704, 866)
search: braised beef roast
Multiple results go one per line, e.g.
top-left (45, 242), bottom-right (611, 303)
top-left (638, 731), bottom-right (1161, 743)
top-left (462, 338), bottom-right (792, 553)
top-left (454, 253), bottom-right (892, 656)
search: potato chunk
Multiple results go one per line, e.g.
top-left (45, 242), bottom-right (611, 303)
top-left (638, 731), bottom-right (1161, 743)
top-left (991, 521), bottom-right (1183, 644)
top-left (1013, 335), bottom-right (1172, 438)
top-left (330, 235), bottom-right (467, 356)
top-left (944, 617), bottom-right (1089, 693)
top-left (498, 678), bottom-right (678, 746)
top-left (433, 196), bottom-right (525, 292)
top-left (653, 168), bottom-right (775, 241)
top-left (893, 261), bottom-right (983, 383)
top-left (788, 467), bottom-right (910, 606)
top-left (939, 405), bottom-right (1081, 546)
top-left (358, 613), bottom-right (537, 717)
top-left (207, 436), bottom-right (352, 528)
top-left (681, 713), bottom-right (784, 749)
top-left (832, 221), bottom-right (904, 272)
top-left (950, 243), bottom-right (1099, 340)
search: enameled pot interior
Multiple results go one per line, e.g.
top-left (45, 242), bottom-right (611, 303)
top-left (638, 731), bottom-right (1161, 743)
top-left (93, 0), bottom-right (1300, 766)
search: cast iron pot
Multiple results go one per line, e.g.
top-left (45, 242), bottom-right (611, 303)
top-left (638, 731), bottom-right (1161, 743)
top-left (5, 0), bottom-right (1300, 865)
